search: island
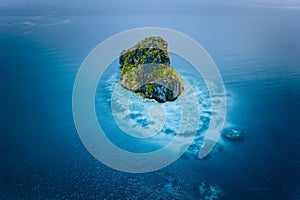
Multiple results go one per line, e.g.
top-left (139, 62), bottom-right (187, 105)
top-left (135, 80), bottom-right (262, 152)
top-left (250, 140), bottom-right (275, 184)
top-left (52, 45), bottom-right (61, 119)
top-left (119, 36), bottom-right (184, 102)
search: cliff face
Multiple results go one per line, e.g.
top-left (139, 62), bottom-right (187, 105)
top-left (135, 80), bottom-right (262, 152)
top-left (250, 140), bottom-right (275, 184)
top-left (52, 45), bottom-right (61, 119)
top-left (119, 36), bottom-right (184, 102)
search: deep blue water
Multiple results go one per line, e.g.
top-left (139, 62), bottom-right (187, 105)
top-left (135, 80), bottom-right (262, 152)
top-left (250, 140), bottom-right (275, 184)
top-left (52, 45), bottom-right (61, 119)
top-left (1, 4), bottom-right (300, 200)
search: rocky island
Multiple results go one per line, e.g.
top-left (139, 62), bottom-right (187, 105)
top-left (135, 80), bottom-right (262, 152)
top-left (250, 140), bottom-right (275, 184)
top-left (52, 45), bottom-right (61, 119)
top-left (119, 36), bottom-right (184, 102)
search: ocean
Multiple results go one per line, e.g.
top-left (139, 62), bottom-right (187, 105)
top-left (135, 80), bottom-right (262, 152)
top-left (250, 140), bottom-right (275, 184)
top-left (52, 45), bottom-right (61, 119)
top-left (0, 3), bottom-right (300, 199)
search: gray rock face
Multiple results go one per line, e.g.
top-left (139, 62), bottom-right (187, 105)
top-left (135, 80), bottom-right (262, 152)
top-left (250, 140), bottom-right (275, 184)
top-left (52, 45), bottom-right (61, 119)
top-left (140, 83), bottom-right (172, 102)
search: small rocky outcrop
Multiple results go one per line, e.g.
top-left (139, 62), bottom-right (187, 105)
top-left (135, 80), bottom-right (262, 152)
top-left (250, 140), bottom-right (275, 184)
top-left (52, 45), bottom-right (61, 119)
top-left (119, 36), bottom-right (184, 102)
top-left (198, 181), bottom-right (225, 200)
top-left (221, 127), bottom-right (244, 141)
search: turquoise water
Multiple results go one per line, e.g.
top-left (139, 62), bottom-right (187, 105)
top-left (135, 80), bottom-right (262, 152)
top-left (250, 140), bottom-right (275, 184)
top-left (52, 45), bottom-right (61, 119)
top-left (95, 54), bottom-right (210, 154)
top-left (1, 4), bottom-right (300, 199)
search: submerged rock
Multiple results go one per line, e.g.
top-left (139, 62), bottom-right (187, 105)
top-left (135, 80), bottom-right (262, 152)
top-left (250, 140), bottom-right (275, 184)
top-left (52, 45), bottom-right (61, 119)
top-left (221, 127), bottom-right (244, 141)
top-left (198, 181), bottom-right (224, 200)
top-left (119, 36), bottom-right (184, 102)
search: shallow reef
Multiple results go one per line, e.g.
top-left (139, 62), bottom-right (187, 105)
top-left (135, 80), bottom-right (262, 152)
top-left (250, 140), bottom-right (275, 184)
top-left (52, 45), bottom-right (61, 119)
top-left (221, 127), bottom-right (244, 141)
top-left (198, 181), bottom-right (225, 200)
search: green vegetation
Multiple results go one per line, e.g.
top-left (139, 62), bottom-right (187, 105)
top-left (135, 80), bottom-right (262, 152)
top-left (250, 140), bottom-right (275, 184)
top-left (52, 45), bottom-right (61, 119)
top-left (145, 84), bottom-right (154, 95)
top-left (120, 36), bottom-right (170, 75)
top-left (133, 36), bottom-right (168, 53)
top-left (121, 63), bottom-right (134, 75)
top-left (122, 66), bottom-right (140, 90)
